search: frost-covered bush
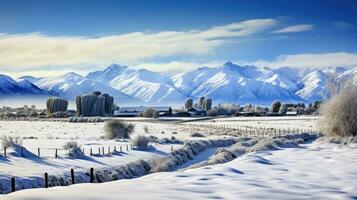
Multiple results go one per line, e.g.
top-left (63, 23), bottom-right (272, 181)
top-left (190, 132), bottom-right (205, 137)
top-left (104, 120), bottom-right (135, 139)
top-left (208, 148), bottom-right (237, 164)
top-left (319, 89), bottom-right (357, 137)
top-left (149, 139), bottom-right (236, 173)
top-left (51, 111), bottom-right (67, 118)
top-left (207, 104), bottom-right (240, 116)
top-left (1, 136), bottom-right (22, 148)
top-left (88, 117), bottom-right (103, 122)
top-left (131, 135), bottom-right (150, 150)
top-left (68, 117), bottom-right (103, 123)
top-left (29, 111), bottom-right (39, 117)
top-left (143, 125), bottom-right (149, 134)
top-left (140, 108), bottom-right (159, 118)
top-left (148, 136), bottom-right (183, 144)
top-left (149, 156), bottom-right (174, 172)
top-left (63, 141), bottom-right (83, 158)
top-left (304, 107), bottom-right (316, 115)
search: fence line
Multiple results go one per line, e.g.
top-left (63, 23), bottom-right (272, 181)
top-left (186, 122), bottom-right (318, 137)
top-left (0, 143), bottom-right (132, 159)
top-left (9, 166), bottom-right (96, 193)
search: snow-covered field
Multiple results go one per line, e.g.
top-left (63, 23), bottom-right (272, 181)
top-left (0, 117), bottom-right (234, 193)
top-left (0, 116), bottom-right (356, 200)
top-left (3, 140), bottom-right (357, 200)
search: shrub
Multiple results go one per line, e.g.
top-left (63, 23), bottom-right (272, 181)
top-left (68, 117), bottom-right (103, 123)
top-left (29, 111), bottom-right (39, 117)
top-left (149, 156), bottom-right (174, 172)
top-left (104, 120), bottom-right (135, 139)
top-left (140, 108), bottom-right (159, 118)
top-left (143, 125), bottom-right (149, 134)
top-left (190, 132), bottom-right (205, 137)
top-left (51, 111), bottom-right (67, 118)
top-left (207, 104), bottom-right (240, 116)
top-left (63, 141), bottom-right (83, 158)
top-left (1, 136), bottom-right (22, 148)
top-left (319, 89), bottom-right (357, 137)
top-left (304, 107), bottom-right (315, 115)
top-left (131, 135), bottom-right (150, 150)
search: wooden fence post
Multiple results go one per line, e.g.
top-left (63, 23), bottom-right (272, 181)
top-left (20, 147), bottom-right (24, 157)
top-left (90, 148), bottom-right (92, 156)
top-left (102, 146), bottom-right (105, 155)
top-left (44, 173), bottom-right (48, 188)
top-left (4, 147), bottom-right (6, 157)
top-left (90, 168), bottom-right (94, 183)
top-left (126, 144), bottom-right (128, 151)
top-left (71, 169), bottom-right (75, 184)
top-left (11, 177), bottom-right (15, 192)
top-left (55, 149), bottom-right (58, 158)
top-left (37, 148), bottom-right (40, 157)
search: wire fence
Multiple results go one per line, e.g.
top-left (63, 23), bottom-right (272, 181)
top-left (0, 143), bottom-right (133, 158)
top-left (186, 123), bottom-right (318, 137)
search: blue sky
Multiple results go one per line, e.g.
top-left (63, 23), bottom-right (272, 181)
top-left (0, 0), bottom-right (357, 77)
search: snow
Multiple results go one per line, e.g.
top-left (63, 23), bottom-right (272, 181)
top-left (0, 120), bottom-right (188, 178)
top-left (0, 117), bottom-right (239, 193)
top-left (3, 63), bottom-right (354, 104)
top-left (3, 139), bottom-right (357, 200)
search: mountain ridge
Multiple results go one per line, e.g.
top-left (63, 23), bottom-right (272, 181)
top-left (3, 62), bottom-right (356, 105)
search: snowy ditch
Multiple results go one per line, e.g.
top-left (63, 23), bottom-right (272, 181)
top-left (0, 133), bottom-right (320, 194)
top-left (0, 139), bottom-right (235, 194)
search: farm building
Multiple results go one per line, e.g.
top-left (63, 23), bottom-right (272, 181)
top-left (186, 107), bottom-right (207, 117)
top-left (114, 106), bottom-right (172, 117)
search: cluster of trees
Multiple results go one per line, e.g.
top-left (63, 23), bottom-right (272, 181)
top-left (0, 105), bottom-right (45, 119)
top-left (46, 97), bottom-right (68, 115)
top-left (206, 100), bottom-right (323, 117)
top-left (207, 104), bottom-right (241, 116)
top-left (270, 101), bottom-right (322, 115)
top-left (185, 97), bottom-right (212, 111)
top-left (76, 91), bottom-right (114, 117)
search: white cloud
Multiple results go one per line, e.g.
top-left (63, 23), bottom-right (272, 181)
top-left (332, 21), bottom-right (353, 29)
top-left (248, 52), bottom-right (357, 68)
top-left (273, 24), bottom-right (313, 33)
top-left (0, 18), bottom-right (277, 76)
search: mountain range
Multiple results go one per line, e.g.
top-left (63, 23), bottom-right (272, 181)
top-left (1, 62), bottom-right (356, 106)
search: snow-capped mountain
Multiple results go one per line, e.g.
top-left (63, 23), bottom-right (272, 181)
top-left (171, 62), bottom-right (302, 104)
top-left (0, 74), bottom-right (50, 95)
top-left (3, 62), bottom-right (356, 105)
top-left (28, 72), bottom-right (139, 103)
top-left (86, 64), bottom-right (188, 103)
